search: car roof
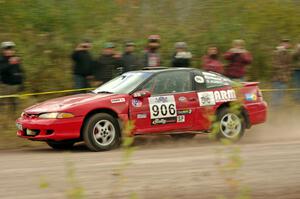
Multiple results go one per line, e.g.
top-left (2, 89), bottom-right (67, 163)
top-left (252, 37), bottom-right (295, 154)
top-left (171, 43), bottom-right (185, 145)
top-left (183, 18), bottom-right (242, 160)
top-left (136, 67), bottom-right (198, 74)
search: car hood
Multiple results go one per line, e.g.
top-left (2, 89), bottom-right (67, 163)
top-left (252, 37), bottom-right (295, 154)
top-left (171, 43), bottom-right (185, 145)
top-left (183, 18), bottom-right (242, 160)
top-left (25, 93), bottom-right (113, 114)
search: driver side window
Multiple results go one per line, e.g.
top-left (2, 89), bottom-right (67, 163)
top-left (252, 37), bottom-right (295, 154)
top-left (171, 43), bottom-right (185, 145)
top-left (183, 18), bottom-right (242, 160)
top-left (142, 71), bottom-right (192, 95)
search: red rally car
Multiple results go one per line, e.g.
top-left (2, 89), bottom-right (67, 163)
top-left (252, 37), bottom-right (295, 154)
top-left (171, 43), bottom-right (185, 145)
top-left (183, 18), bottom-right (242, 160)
top-left (16, 68), bottom-right (267, 151)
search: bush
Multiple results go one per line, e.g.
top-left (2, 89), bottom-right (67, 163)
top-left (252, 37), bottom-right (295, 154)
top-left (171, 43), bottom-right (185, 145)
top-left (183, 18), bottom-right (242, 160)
top-left (1, 0), bottom-right (300, 91)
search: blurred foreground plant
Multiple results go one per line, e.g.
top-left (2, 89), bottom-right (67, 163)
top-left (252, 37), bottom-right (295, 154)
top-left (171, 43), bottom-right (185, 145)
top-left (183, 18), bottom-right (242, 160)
top-left (111, 120), bottom-right (138, 199)
top-left (65, 160), bottom-right (85, 199)
top-left (208, 86), bottom-right (252, 199)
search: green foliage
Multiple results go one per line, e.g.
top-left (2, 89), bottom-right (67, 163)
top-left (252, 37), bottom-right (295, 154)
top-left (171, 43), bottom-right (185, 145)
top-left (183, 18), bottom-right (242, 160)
top-left (111, 120), bottom-right (138, 198)
top-left (208, 91), bottom-right (251, 198)
top-left (39, 176), bottom-right (49, 189)
top-left (1, 0), bottom-right (300, 92)
top-left (65, 161), bottom-right (85, 199)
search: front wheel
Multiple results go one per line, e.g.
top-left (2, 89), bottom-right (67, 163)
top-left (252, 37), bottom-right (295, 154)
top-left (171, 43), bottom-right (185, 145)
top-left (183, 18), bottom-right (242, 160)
top-left (83, 113), bottom-right (121, 151)
top-left (215, 108), bottom-right (245, 141)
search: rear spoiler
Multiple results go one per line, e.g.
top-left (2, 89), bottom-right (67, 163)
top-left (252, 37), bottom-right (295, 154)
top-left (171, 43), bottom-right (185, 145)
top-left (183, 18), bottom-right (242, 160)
top-left (242, 82), bottom-right (260, 87)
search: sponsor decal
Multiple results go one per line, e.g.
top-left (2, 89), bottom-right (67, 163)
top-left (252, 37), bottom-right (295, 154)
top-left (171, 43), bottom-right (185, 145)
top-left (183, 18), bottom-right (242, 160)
top-left (137, 113), bottom-right (147, 119)
top-left (203, 72), bottom-right (219, 77)
top-left (177, 115), bottom-right (185, 123)
top-left (151, 117), bottom-right (177, 125)
top-left (214, 89), bottom-right (236, 102)
top-left (203, 72), bottom-right (231, 85)
top-left (154, 96), bottom-right (169, 103)
top-left (198, 89), bottom-right (237, 106)
top-left (194, 76), bottom-right (205, 84)
top-left (245, 93), bottom-right (257, 101)
top-left (178, 96), bottom-right (187, 102)
top-left (111, 98), bottom-right (126, 104)
top-left (132, 98), bottom-right (142, 107)
top-left (149, 96), bottom-right (177, 119)
top-left (177, 109), bottom-right (192, 115)
top-left (206, 79), bottom-right (223, 84)
top-left (198, 92), bottom-right (216, 106)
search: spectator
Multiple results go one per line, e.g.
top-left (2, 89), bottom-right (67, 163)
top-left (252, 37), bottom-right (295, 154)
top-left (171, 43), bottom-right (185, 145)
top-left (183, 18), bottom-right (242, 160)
top-left (0, 41), bottom-right (24, 113)
top-left (202, 45), bottom-right (224, 74)
top-left (143, 35), bottom-right (161, 67)
top-left (292, 43), bottom-right (300, 102)
top-left (121, 41), bottom-right (140, 73)
top-left (271, 39), bottom-right (293, 106)
top-left (171, 42), bottom-right (192, 67)
top-left (93, 42), bottom-right (122, 84)
top-left (224, 39), bottom-right (252, 81)
top-left (71, 39), bottom-right (93, 89)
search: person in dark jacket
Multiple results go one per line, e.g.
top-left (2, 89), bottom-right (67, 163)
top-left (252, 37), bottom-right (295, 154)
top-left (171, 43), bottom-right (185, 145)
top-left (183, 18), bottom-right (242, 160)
top-left (223, 39), bottom-right (252, 81)
top-left (71, 40), bottom-right (93, 89)
top-left (171, 42), bottom-right (192, 67)
top-left (0, 41), bottom-right (24, 113)
top-left (121, 41), bottom-right (140, 73)
top-left (202, 45), bottom-right (224, 74)
top-left (93, 42), bottom-right (122, 84)
top-left (143, 35), bottom-right (161, 67)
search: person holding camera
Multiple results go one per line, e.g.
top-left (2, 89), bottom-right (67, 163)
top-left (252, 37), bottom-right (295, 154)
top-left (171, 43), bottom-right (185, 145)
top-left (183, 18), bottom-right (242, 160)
top-left (223, 39), bottom-right (252, 81)
top-left (202, 45), bottom-right (224, 74)
top-left (93, 42), bottom-right (122, 85)
top-left (71, 39), bottom-right (93, 89)
top-left (292, 43), bottom-right (300, 103)
top-left (0, 41), bottom-right (24, 113)
top-left (271, 39), bottom-right (293, 106)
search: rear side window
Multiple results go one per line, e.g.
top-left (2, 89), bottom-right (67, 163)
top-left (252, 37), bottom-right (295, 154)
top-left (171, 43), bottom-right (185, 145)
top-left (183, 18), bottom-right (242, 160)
top-left (202, 72), bottom-right (232, 89)
top-left (141, 71), bottom-right (192, 95)
top-left (193, 71), bottom-right (206, 91)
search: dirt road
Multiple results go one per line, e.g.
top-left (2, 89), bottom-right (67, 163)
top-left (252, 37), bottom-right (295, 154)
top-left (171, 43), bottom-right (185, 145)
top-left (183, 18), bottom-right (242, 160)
top-left (1, 108), bottom-right (300, 199)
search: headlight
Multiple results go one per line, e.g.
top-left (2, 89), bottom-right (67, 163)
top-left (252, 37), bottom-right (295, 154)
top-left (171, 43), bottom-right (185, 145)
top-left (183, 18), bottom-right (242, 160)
top-left (38, 112), bottom-right (75, 119)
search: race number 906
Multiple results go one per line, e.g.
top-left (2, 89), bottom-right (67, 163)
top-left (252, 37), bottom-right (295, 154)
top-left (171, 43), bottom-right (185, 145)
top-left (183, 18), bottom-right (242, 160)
top-left (149, 96), bottom-right (177, 119)
top-left (152, 104), bottom-right (176, 117)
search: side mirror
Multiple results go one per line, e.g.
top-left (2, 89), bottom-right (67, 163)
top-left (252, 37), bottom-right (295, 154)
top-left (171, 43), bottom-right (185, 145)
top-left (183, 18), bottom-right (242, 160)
top-left (133, 90), bottom-right (151, 98)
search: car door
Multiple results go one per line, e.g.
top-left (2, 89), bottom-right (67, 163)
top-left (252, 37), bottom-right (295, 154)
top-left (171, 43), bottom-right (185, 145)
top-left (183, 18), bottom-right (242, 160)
top-left (192, 70), bottom-right (235, 131)
top-left (129, 70), bottom-right (198, 134)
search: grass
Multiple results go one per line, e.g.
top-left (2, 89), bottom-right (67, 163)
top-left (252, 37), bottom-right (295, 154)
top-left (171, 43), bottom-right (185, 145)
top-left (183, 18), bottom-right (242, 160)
top-left (1, 0), bottom-right (300, 94)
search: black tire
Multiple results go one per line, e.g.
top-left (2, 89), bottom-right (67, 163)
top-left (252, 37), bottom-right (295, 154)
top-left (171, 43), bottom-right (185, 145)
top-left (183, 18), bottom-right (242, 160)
top-left (170, 133), bottom-right (196, 140)
top-left (83, 113), bottom-right (121, 152)
top-left (46, 140), bottom-right (75, 150)
top-left (215, 107), bottom-right (245, 141)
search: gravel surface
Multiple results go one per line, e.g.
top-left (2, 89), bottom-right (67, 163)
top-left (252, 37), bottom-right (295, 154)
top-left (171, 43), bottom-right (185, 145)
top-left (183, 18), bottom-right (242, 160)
top-left (1, 108), bottom-right (300, 199)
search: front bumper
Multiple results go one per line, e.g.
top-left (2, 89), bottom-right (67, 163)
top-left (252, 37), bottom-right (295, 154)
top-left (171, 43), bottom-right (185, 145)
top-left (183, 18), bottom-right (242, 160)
top-left (16, 116), bottom-right (84, 141)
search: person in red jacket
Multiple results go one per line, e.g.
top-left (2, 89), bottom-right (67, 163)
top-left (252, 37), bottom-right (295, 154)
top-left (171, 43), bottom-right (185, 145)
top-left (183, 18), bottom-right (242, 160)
top-left (202, 45), bottom-right (224, 74)
top-left (223, 40), bottom-right (252, 81)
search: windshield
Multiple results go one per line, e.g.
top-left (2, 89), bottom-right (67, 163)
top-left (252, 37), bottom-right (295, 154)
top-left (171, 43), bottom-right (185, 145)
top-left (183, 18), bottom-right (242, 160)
top-left (93, 72), bottom-right (152, 94)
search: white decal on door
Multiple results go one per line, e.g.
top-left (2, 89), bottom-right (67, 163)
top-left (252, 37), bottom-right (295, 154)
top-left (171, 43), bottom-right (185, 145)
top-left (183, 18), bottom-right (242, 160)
top-left (148, 96), bottom-right (177, 119)
top-left (198, 92), bottom-right (216, 106)
top-left (197, 89), bottom-right (237, 106)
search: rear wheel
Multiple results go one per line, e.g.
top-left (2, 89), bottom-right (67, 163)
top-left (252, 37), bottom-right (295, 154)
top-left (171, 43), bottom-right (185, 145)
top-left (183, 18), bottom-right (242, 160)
top-left (83, 113), bottom-right (121, 151)
top-left (215, 108), bottom-right (245, 140)
top-left (46, 141), bottom-right (75, 150)
top-left (170, 133), bottom-right (196, 140)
